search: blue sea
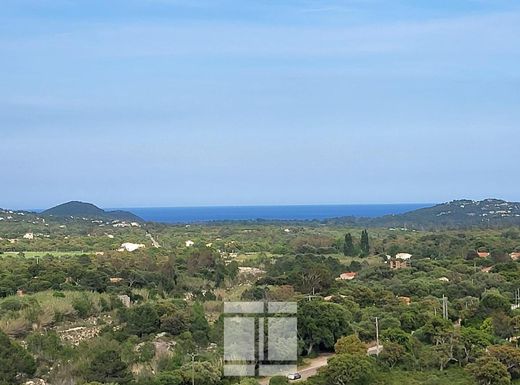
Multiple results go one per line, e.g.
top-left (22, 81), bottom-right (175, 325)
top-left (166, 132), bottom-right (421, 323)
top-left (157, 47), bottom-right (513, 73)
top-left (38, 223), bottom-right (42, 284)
top-left (119, 204), bottom-right (433, 223)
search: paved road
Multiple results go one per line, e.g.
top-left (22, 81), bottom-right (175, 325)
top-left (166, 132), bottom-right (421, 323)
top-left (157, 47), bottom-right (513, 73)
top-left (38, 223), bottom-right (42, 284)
top-left (258, 354), bottom-right (333, 385)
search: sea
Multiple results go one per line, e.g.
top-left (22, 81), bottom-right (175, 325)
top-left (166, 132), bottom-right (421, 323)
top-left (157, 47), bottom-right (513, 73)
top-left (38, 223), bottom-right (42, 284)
top-left (118, 204), bottom-right (433, 224)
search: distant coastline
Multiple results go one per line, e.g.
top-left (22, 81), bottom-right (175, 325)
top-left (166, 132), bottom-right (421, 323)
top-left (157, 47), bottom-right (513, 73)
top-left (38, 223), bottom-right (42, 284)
top-left (112, 204), bottom-right (435, 223)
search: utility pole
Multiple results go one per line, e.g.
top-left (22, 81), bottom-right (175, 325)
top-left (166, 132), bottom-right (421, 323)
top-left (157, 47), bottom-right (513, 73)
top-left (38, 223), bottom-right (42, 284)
top-left (188, 353), bottom-right (197, 385)
top-left (513, 288), bottom-right (520, 310)
top-left (375, 317), bottom-right (380, 356)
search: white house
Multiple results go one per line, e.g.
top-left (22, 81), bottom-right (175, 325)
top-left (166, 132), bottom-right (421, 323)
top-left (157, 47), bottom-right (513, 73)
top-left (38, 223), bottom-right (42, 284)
top-left (118, 242), bottom-right (145, 252)
top-left (395, 253), bottom-right (412, 260)
top-left (185, 240), bottom-right (195, 247)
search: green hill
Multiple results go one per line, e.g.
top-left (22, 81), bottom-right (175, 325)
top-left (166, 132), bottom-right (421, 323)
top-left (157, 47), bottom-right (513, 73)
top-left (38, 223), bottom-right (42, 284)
top-left (328, 199), bottom-right (520, 229)
top-left (42, 201), bottom-right (142, 222)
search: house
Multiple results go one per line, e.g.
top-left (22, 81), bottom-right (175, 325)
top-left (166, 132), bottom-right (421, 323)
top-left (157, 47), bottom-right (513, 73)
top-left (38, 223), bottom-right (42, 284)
top-left (337, 272), bottom-right (357, 280)
top-left (398, 296), bottom-right (411, 305)
top-left (510, 252), bottom-right (520, 261)
top-left (395, 253), bottom-right (412, 260)
top-left (389, 259), bottom-right (409, 269)
top-left (477, 251), bottom-right (490, 258)
top-left (118, 242), bottom-right (145, 252)
top-left (367, 344), bottom-right (384, 356)
top-left (23, 232), bottom-right (34, 240)
top-left (185, 240), bottom-right (195, 247)
top-left (481, 266), bottom-right (493, 273)
top-left (109, 277), bottom-right (124, 284)
top-left (438, 277), bottom-right (450, 282)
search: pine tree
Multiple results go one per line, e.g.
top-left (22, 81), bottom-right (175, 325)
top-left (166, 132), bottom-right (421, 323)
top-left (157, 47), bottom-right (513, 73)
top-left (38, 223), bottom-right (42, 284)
top-left (360, 229), bottom-right (370, 256)
top-left (343, 233), bottom-right (355, 256)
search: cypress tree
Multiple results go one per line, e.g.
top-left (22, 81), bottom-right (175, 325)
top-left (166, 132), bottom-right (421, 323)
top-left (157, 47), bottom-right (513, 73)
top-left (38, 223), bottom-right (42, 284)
top-left (343, 233), bottom-right (355, 256)
top-left (360, 229), bottom-right (370, 256)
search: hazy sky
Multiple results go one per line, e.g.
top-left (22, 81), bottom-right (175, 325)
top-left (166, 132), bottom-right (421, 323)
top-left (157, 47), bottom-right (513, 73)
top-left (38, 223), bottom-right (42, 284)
top-left (2, 0), bottom-right (519, 209)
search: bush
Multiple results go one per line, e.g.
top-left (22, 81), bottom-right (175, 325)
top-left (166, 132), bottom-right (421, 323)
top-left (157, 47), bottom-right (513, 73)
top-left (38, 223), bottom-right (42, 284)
top-left (0, 297), bottom-right (24, 312)
top-left (0, 331), bottom-right (36, 384)
top-left (72, 295), bottom-right (94, 318)
top-left (269, 376), bottom-right (289, 385)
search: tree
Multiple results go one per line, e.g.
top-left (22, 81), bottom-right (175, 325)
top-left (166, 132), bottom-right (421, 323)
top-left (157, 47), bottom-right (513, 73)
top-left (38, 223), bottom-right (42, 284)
top-left (85, 348), bottom-right (131, 384)
top-left (0, 331), bottom-right (36, 385)
top-left (466, 356), bottom-right (510, 385)
top-left (479, 290), bottom-right (511, 316)
top-left (190, 302), bottom-right (210, 346)
top-left (378, 341), bottom-right (405, 368)
top-left (179, 361), bottom-right (220, 385)
top-left (490, 249), bottom-right (511, 263)
top-left (161, 311), bottom-right (189, 336)
top-left (122, 303), bottom-right (160, 337)
top-left (343, 233), bottom-right (355, 256)
top-left (459, 327), bottom-right (492, 364)
top-left (298, 301), bottom-right (352, 355)
top-left (156, 371), bottom-right (183, 385)
top-left (334, 335), bottom-right (366, 355)
top-left (488, 345), bottom-right (520, 379)
top-left (360, 230), bottom-right (370, 257)
top-left (320, 353), bottom-right (376, 385)
top-left (465, 250), bottom-right (479, 260)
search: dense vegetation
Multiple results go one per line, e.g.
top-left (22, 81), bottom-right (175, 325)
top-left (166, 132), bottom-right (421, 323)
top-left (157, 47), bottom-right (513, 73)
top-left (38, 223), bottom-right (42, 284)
top-left (0, 207), bottom-right (519, 385)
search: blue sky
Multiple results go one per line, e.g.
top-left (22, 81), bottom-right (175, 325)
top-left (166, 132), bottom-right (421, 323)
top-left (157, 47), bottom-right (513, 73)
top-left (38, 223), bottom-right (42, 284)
top-left (1, 0), bottom-right (519, 209)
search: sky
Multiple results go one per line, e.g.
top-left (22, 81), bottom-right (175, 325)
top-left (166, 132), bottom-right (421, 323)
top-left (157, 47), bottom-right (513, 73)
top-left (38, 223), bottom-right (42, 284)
top-left (1, 0), bottom-right (520, 209)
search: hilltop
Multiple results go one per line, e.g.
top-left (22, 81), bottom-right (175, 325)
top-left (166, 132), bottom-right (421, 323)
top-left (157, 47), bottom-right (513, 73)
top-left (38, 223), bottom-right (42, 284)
top-left (41, 201), bottom-right (142, 222)
top-left (328, 199), bottom-right (520, 229)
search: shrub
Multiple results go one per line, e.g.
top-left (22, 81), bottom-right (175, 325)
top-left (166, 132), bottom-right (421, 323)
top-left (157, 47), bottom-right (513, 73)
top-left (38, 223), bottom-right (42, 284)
top-left (72, 295), bottom-right (93, 318)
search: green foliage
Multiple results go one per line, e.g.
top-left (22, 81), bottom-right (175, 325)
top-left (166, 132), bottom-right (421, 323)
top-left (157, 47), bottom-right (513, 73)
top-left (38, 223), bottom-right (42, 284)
top-left (239, 378), bottom-right (260, 385)
top-left (378, 341), bottom-right (406, 368)
top-left (161, 310), bottom-right (189, 336)
top-left (85, 348), bottom-right (132, 384)
top-left (334, 334), bottom-right (366, 355)
top-left (319, 353), bottom-right (376, 385)
top-left (27, 331), bottom-right (67, 363)
top-left (298, 301), bottom-right (352, 355)
top-left (466, 356), bottom-right (511, 385)
top-left (269, 375), bottom-right (289, 385)
top-left (189, 302), bottom-right (210, 345)
top-left (121, 303), bottom-right (160, 337)
top-left (344, 233), bottom-right (355, 256)
top-left (487, 345), bottom-right (520, 379)
top-left (479, 290), bottom-right (511, 316)
top-left (360, 230), bottom-right (370, 256)
top-left (72, 294), bottom-right (94, 318)
top-left (178, 361), bottom-right (221, 385)
top-left (0, 331), bottom-right (36, 385)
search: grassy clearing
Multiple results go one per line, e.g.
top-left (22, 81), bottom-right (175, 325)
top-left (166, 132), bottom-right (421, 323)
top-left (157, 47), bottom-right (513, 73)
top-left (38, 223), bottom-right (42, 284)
top-left (0, 290), bottom-right (115, 337)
